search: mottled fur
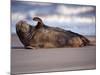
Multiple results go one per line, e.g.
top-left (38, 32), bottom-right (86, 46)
top-left (16, 17), bottom-right (90, 49)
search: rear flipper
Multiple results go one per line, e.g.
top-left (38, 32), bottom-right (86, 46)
top-left (80, 37), bottom-right (90, 46)
top-left (80, 36), bottom-right (96, 46)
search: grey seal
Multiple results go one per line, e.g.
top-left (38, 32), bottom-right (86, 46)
top-left (16, 17), bottom-right (89, 49)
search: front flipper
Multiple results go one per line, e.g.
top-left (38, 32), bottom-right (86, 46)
top-left (25, 46), bottom-right (38, 49)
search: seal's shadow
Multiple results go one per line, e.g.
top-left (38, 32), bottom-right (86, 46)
top-left (11, 46), bottom-right (38, 50)
top-left (11, 46), bottom-right (25, 49)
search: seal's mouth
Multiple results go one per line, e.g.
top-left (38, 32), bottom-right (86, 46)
top-left (16, 21), bottom-right (30, 33)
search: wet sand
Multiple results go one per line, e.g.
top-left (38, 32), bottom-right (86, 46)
top-left (11, 34), bottom-right (96, 74)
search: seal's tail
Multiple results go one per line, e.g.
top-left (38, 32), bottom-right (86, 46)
top-left (79, 36), bottom-right (89, 46)
top-left (81, 37), bottom-right (96, 46)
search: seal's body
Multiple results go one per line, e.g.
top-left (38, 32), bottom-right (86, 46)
top-left (16, 17), bottom-right (89, 49)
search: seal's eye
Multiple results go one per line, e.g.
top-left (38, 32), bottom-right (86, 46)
top-left (20, 23), bottom-right (30, 33)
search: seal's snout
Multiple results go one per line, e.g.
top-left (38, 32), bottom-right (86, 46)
top-left (16, 20), bottom-right (30, 33)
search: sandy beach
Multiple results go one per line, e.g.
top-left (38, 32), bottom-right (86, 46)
top-left (11, 34), bottom-right (96, 74)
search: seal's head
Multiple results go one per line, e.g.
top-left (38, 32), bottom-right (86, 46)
top-left (16, 20), bottom-right (30, 33)
top-left (16, 20), bottom-right (32, 47)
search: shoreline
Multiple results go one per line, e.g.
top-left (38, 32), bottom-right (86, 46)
top-left (11, 34), bottom-right (96, 74)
